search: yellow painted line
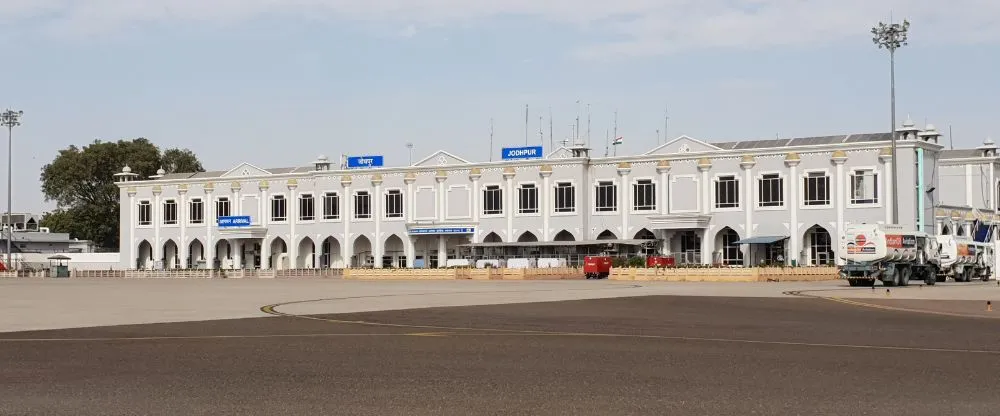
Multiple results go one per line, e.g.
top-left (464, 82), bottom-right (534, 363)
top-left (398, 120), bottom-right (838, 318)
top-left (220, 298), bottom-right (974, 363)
top-left (785, 287), bottom-right (998, 320)
top-left (406, 332), bottom-right (451, 337)
top-left (0, 333), bottom-right (404, 343)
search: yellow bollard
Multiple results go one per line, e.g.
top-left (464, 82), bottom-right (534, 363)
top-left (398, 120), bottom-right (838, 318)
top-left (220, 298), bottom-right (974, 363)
top-left (989, 301), bottom-right (993, 312)
top-left (886, 288), bottom-right (890, 297)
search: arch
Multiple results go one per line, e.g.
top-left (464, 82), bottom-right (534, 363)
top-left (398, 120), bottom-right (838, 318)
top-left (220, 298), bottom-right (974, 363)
top-left (162, 240), bottom-right (179, 269)
top-left (517, 231), bottom-right (538, 243)
top-left (320, 237), bottom-right (344, 268)
top-left (270, 237), bottom-right (288, 270)
top-left (941, 224), bottom-right (951, 235)
top-left (352, 235), bottom-right (373, 267)
top-left (214, 240), bottom-right (231, 264)
top-left (136, 240), bottom-right (153, 270)
top-left (187, 239), bottom-right (205, 269)
top-left (956, 224), bottom-right (966, 236)
top-left (596, 230), bottom-right (617, 240)
top-left (297, 237), bottom-right (316, 269)
top-left (634, 228), bottom-right (656, 240)
top-left (714, 227), bottom-right (743, 266)
top-left (383, 234), bottom-right (405, 268)
top-left (553, 230), bottom-right (576, 242)
top-left (803, 225), bottom-right (834, 266)
top-left (483, 232), bottom-right (502, 243)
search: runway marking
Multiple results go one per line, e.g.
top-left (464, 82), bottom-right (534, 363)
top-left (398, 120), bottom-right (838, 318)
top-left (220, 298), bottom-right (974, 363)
top-left (784, 284), bottom-right (1000, 320)
top-left (0, 333), bottom-right (404, 342)
top-left (259, 298), bottom-right (1000, 355)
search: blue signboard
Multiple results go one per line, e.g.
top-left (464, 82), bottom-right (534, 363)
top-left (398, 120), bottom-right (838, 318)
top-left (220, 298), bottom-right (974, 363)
top-left (974, 223), bottom-right (991, 243)
top-left (218, 216), bottom-right (252, 228)
top-left (408, 227), bottom-right (475, 235)
top-left (501, 146), bottom-right (543, 160)
top-left (346, 155), bottom-right (384, 169)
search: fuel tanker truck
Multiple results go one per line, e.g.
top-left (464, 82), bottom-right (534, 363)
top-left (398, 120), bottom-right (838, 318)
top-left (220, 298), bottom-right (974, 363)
top-left (839, 224), bottom-right (937, 287)
top-left (931, 235), bottom-right (993, 282)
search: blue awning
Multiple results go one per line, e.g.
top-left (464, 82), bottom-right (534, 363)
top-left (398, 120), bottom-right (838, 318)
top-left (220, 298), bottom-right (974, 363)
top-left (733, 236), bottom-right (788, 245)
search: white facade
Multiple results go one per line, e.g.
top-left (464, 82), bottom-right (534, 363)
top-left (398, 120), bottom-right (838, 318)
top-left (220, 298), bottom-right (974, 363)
top-left (117, 120), bottom-right (999, 270)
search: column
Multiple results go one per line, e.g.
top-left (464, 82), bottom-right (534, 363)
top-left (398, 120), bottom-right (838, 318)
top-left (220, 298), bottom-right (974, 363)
top-left (503, 168), bottom-right (515, 240)
top-left (786, 153), bottom-right (800, 266)
top-left (991, 163), bottom-right (996, 212)
top-left (540, 166), bottom-right (552, 241)
top-left (128, 188), bottom-right (137, 269)
top-left (698, 159), bottom-right (711, 215)
top-left (436, 171), bottom-right (447, 222)
top-left (617, 163), bottom-right (631, 239)
top-left (204, 184), bottom-right (215, 275)
top-left (152, 186), bottom-right (162, 269)
top-left (883, 152), bottom-right (894, 223)
top-left (832, 152), bottom-right (847, 266)
top-left (437, 235), bottom-right (447, 268)
top-left (373, 175), bottom-right (384, 269)
top-left (741, 157), bottom-right (755, 239)
top-left (259, 181), bottom-right (271, 269)
top-left (231, 239), bottom-right (242, 269)
top-left (232, 183), bottom-right (241, 220)
top-left (179, 185), bottom-right (189, 269)
top-left (406, 236), bottom-right (416, 268)
top-left (657, 161), bottom-right (671, 215)
top-left (469, 169), bottom-right (482, 240)
top-left (701, 227), bottom-right (712, 265)
top-left (341, 176), bottom-right (353, 267)
top-left (405, 173), bottom-right (416, 223)
top-left (966, 164), bottom-right (973, 207)
top-left (288, 180), bottom-right (298, 269)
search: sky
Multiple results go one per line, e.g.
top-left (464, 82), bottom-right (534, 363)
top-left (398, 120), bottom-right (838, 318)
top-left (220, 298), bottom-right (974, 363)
top-left (0, 0), bottom-right (998, 214)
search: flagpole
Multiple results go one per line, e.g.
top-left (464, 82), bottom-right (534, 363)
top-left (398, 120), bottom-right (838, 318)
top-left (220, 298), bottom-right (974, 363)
top-left (489, 118), bottom-right (494, 162)
top-left (524, 104), bottom-right (529, 146)
top-left (586, 104), bottom-right (591, 147)
top-left (548, 107), bottom-right (554, 151)
top-left (604, 129), bottom-right (609, 157)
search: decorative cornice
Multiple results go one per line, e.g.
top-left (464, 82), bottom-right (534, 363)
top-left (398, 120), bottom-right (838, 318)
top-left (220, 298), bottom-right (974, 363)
top-left (340, 175), bottom-right (352, 186)
top-left (177, 184), bottom-right (188, 194)
top-left (127, 186), bottom-right (137, 196)
top-left (656, 160), bottom-right (671, 173)
top-left (230, 181), bottom-right (242, 191)
top-left (287, 178), bottom-right (298, 189)
top-left (204, 182), bottom-right (214, 192)
top-left (951, 210), bottom-right (962, 219)
top-left (152, 185), bottom-right (162, 195)
top-left (740, 155), bottom-right (756, 169)
top-left (964, 211), bottom-right (976, 220)
top-left (404, 172), bottom-right (417, 184)
top-left (502, 166), bottom-right (516, 178)
top-left (258, 180), bottom-right (270, 190)
top-left (831, 150), bottom-right (848, 164)
top-left (697, 157), bottom-right (712, 171)
top-left (371, 174), bottom-right (383, 186)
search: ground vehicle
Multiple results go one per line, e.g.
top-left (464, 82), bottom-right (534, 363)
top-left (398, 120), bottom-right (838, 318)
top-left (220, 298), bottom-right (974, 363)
top-left (931, 235), bottom-right (993, 282)
top-left (583, 256), bottom-right (612, 279)
top-left (646, 256), bottom-right (675, 268)
top-left (839, 224), bottom-right (937, 287)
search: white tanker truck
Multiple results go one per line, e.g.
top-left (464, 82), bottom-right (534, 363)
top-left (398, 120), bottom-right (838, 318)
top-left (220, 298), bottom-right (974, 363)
top-left (930, 235), bottom-right (993, 282)
top-left (838, 224), bottom-right (938, 287)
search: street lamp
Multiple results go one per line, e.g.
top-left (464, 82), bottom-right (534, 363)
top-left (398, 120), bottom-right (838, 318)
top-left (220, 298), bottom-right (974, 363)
top-left (872, 19), bottom-right (910, 224)
top-left (405, 142), bottom-right (413, 165)
top-left (1, 109), bottom-right (22, 270)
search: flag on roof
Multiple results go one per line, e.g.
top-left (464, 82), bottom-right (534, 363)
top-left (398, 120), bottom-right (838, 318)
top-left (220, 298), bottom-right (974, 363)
top-left (612, 136), bottom-right (623, 145)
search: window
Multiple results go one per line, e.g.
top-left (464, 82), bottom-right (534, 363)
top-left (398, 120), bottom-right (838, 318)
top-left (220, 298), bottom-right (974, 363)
top-left (518, 184), bottom-right (538, 214)
top-left (715, 176), bottom-right (739, 208)
top-left (354, 191), bottom-right (371, 219)
top-left (633, 179), bottom-right (655, 211)
top-left (595, 181), bottom-right (617, 212)
top-left (809, 228), bottom-right (834, 265)
top-left (299, 194), bottom-right (314, 221)
top-left (323, 192), bottom-right (340, 220)
top-left (483, 185), bottom-right (502, 215)
top-left (721, 229), bottom-right (744, 266)
top-left (271, 195), bottom-right (287, 222)
top-left (385, 190), bottom-right (403, 218)
top-left (163, 200), bottom-right (178, 225)
top-left (189, 198), bottom-right (204, 224)
top-left (679, 231), bottom-right (701, 265)
top-left (554, 182), bottom-right (575, 213)
top-left (804, 172), bottom-right (830, 206)
top-left (850, 169), bottom-right (878, 204)
top-left (757, 174), bottom-right (783, 207)
top-left (138, 201), bottom-right (152, 226)
top-left (215, 197), bottom-right (230, 219)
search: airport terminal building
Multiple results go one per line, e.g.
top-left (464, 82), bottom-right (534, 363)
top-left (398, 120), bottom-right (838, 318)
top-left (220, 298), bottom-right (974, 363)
top-left (115, 118), bottom-right (1000, 270)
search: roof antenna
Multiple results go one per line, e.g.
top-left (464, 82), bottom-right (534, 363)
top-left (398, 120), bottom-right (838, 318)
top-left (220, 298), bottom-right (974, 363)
top-left (949, 125), bottom-right (954, 150)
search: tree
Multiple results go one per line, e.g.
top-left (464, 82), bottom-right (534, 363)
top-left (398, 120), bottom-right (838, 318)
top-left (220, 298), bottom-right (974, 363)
top-left (40, 138), bottom-right (205, 250)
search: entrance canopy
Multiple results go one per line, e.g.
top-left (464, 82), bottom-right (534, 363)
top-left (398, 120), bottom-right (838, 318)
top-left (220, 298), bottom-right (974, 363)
top-left (733, 236), bottom-right (788, 245)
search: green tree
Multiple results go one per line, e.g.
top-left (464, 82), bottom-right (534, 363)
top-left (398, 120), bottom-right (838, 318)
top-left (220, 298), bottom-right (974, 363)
top-left (40, 138), bottom-right (205, 250)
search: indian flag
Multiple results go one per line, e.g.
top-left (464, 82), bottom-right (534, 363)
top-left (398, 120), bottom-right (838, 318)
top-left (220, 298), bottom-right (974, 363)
top-left (612, 136), bottom-right (623, 145)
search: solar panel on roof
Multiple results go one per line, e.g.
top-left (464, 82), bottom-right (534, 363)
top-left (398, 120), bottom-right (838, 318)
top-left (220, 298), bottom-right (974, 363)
top-left (786, 136), bottom-right (846, 146)
top-left (844, 133), bottom-right (891, 143)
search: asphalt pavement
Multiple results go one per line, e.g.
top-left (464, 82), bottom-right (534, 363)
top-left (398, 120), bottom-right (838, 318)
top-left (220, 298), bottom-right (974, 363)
top-left (2, 295), bottom-right (999, 415)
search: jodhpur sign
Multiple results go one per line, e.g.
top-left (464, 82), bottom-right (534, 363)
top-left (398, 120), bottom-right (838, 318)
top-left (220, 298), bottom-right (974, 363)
top-left (218, 216), bottom-right (252, 228)
top-left (408, 227), bottom-right (475, 235)
top-left (346, 155), bottom-right (384, 169)
top-left (501, 146), bottom-right (543, 160)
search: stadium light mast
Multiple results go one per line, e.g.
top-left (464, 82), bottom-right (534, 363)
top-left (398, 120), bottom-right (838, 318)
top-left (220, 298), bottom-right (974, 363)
top-left (1, 109), bottom-right (23, 270)
top-left (872, 19), bottom-right (909, 224)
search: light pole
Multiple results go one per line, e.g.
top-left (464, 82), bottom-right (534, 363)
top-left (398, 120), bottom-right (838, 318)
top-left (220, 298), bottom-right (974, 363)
top-left (1, 109), bottom-right (22, 270)
top-left (405, 142), bottom-right (413, 165)
top-left (872, 19), bottom-right (909, 224)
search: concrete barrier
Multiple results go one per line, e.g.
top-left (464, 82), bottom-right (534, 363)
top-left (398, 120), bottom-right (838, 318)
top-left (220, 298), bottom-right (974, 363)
top-left (609, 266), bottom-right (839, 282)
top-left (343, 267), bottom-right (583, 281)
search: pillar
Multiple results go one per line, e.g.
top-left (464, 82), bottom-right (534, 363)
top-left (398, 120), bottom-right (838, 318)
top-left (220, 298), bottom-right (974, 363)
top-left (406, 236), bottom-right (416, 268)
top-left (503, 168), bottom-right (515, 240)
top-left (786, 153), bottom-right (800, 266)
top-left (288, 180), bottom-right (298, 269)
top-left (128, 187), bottom-right (137, 269)
top-left (882, 151), bottom-right (895, 223)
top-left (540, 166), bottom-right (552, 240)
top-left (437, 235), bottom-right (447, 268)
top-left (617, 163), bottom-right (631, 239)
top-left (657, 161), bottom-right (671, 215)
top-left (179, 185), bottom-right (189, 269)
top-left (373, 175), bottom-right (384, 268)
top-left (341, 175), bottom-right (353, 267)
top-left (832, 152), bottom-right (847, 266)
top-left (259, 180), bottom-right (271, 269)
top-left (204, 183), bottom-right (215, 275)
top-left (152, 186), bottom-right (162, 269)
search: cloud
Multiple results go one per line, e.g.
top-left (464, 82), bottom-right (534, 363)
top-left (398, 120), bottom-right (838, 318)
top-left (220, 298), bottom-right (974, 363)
top-left (2, 0), bottom-right (998, 57)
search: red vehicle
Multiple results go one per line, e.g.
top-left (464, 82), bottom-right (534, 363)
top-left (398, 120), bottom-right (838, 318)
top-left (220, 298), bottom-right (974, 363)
top-left (646, 256), bottom-right (675, 268)
top-left (583, 256), bottom-right (612, 279)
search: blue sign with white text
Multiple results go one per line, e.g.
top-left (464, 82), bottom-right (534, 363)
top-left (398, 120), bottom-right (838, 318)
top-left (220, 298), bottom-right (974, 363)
top-left (217, 216), bottom-right (252, 228)
top-left (501, 146), bottom-right (543, 160)
top-left (346, 155), bottom-right (384, 169)
top-left (408, 227), bottom-right (475, 235)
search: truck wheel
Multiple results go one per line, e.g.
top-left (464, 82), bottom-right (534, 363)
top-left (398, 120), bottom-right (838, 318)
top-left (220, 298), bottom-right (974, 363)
top-left (924, 275), bottom-right (936, 285)
top-left (848, 279), bottom-right (859, 287)
top-left (898, 267), bottom-right (911, 287)
top-left (983, 268), bottom-right (991, 282)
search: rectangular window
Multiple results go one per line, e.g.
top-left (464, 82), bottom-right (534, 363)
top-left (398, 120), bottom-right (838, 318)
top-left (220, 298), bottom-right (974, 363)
top-left (804, 172), bottom-right (830, 206)
top-left (633, 179), bottom-right (656, 211)
top-left (757, 174), bottom-right (784, 207)
top-left (483, 185), bottom-right (502, 215)
top-left (189, 198), bottom-right (204, 224)
top-left (385, 190), bottom-right (403, 218)
top-left (715, 176), bottom-right (739, 208)
top-left (323, 192), bottom-right (340, 220)
top-left (354, 191), bottom-right (371, 219)
top-left (299, 194), bottom-right (315, 221)
top-left (554, 182), bottom-right (575, 213)
top-left (596, 181), bottom-right (617, 212)
top-left (850, 169), bottom-right (879, 204)
top-left (215, 197), bottom-right (231, 219)
top-left (138, 201), bottom-right (152, 226)
top-left (518, 184), bottom-right (538, 214)
top-left (271, 195), bottom-right (287, 222)
top-left (163, 200), bottom-right (178, 225)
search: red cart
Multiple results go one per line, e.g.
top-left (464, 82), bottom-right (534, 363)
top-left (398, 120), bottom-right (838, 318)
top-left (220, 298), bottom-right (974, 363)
top-left (583, 256), bottom-right (612, 279)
